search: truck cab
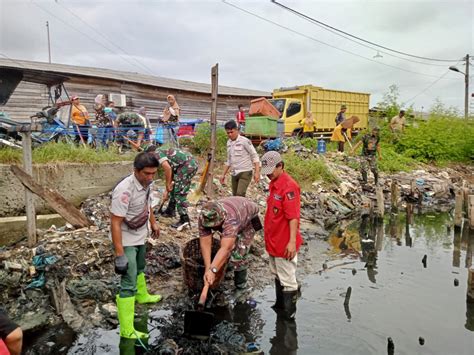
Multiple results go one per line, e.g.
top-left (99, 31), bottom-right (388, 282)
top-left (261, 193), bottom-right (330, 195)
top-left (268, 98), bottom-right (304, 136)
top-left (270, 85), bottom-right (370, 136)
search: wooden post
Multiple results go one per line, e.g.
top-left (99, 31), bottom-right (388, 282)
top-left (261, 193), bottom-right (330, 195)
top-left (454, 189), bottom-right (464, 229)
top-left (462, 182), bottom-right (469, 213)
top-left (466, 226), bottom-right (474, 269)
top-left (376, 186), bottom-right (384, 220)
top-left (453, 226), bottom-right (461, 268)
top-left (205, 63), bottom-right (218, 197)
top-left (390, 180), bottom-right (400, 213)
top-left (20, 132), bottom-right (37, 247)
top-left (468, 195), bottom-right (474, 230)
top-left (406, 203), bottom-right (414, 225)
top-left (375, 219), bottom-right (384, 251)
top-left (467, 268), bottom-right (474, 303)
top-left (410, 179), bottom-right (416, 198)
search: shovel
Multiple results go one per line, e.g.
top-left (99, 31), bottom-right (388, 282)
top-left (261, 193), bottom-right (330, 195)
top-left (188, 153), bottom-right (212, 204)
top-left (184, 282), bottom-right (215, 340)
top-left (342, 131), bottom-right (353, 149)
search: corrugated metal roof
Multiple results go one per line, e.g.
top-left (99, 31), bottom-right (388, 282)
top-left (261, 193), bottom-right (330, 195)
top-left (0, 58), bottom-right (270, 97)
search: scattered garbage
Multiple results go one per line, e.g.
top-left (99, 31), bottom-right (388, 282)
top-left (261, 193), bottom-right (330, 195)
top-left (1, 139), bottom-right (470, 353)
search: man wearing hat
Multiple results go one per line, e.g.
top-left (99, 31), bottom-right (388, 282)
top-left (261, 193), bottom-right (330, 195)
top-left (335, 104), bottom-right (347, 126)
top-left (198, 196), bottom-right (260, 291)
top-left (350, 127), bottom-right (383, 186)
top-left (260, 151), bottom-right (302, 319)
top-left (145, 145), bottom-right (198, 230)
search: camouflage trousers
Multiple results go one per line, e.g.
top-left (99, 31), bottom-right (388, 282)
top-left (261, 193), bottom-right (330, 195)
top-left (169, 158), bottom-right (198, 216)
top-left (360, 155), bottom-right (378, 184)
top-left (229, 224), bottom-right (256, 272)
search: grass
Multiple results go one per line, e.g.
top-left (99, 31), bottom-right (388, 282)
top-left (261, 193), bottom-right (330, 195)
top-left (283, 151), bottom-right (339, 188)
top-left (0, 142), bottom-right (135, 164)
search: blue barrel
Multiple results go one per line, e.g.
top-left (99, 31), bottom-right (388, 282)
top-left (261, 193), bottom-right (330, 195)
top-left (317, 135), bottom-right (326, 154)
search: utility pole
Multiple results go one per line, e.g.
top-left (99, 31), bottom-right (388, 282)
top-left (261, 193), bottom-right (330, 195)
top-left (449, 54), bottom-right (471, 119)
top-left (46, 21), bottom-right (52, 63)
top-left (464, 54), bottom-right (469, 119)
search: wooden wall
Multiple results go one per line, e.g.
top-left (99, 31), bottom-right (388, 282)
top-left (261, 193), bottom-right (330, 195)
top-left (1, 76), bottom-right (264, 125)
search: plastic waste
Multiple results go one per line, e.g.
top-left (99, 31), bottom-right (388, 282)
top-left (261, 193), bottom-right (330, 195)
top-left (317, 135), bottom-right (326, 154)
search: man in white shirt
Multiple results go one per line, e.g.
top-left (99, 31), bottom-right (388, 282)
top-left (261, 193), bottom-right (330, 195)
top-left (111, 152), bottom-right (162, 339)
top-left (220, 120), bottom-right (260, 197)
top-left (390, 109), bottom-right (406, 133)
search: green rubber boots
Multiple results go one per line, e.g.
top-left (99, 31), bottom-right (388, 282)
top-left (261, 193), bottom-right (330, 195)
top-left (135, 273), bottom-right (162, 304)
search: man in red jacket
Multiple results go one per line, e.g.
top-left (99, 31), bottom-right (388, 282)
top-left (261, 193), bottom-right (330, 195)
top-left (261, 151), bottom-right (302, 319)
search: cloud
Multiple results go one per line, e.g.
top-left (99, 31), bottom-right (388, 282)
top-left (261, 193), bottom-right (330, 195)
top-left (0, 0), bottom-right (472, 112)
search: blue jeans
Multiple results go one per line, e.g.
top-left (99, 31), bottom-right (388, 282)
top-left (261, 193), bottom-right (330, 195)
top-left (97, 126), bottom-right (113, 148)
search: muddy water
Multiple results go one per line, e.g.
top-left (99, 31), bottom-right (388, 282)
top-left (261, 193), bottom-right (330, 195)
top-left (65, 211), bottom-right (473, 354)
top-left (255, 212), bottom-right (474, 355)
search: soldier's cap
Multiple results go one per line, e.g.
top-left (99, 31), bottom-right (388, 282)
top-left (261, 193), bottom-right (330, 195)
top-left (200, 201), bottom-right (227, 227)
top-left (340, 104), bottom-right (347, 109)
top-left (261, 151), bottom-right (282, 176)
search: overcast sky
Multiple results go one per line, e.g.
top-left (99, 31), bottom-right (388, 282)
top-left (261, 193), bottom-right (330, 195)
top-left (1, 0), bottom-right (473, 112)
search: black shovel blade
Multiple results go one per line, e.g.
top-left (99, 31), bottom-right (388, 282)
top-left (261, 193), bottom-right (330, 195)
top-left (184, 310), bottom-right (214, 340)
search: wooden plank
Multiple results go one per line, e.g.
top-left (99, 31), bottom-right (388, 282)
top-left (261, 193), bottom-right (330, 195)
top-left (20, 132), bottom-right (37, 247)
top-left (205, 64), bottom-right (218, 197)
top-left (10, 165), bottom-right (91, 228)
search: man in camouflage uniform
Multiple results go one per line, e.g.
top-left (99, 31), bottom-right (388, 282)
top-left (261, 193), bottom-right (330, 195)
top-left (198, 196), bottom-right (261, 291)
top-left (351, 127), bottom-right (383, 186)
top-left (146, 145), bottom-right (198, 229)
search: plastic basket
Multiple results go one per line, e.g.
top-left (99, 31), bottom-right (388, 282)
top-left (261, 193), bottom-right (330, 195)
top-left (181, 237), bottom-right (225, 292)
top-left (245, 116), bottom-right (280, 137)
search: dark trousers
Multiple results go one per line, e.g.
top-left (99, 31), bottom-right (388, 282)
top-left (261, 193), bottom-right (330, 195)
top-left (231, 171), bottom-right (253, 197)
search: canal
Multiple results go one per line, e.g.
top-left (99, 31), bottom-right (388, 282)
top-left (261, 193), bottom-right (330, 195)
top-left (60, 210), bottom-right (474, 354)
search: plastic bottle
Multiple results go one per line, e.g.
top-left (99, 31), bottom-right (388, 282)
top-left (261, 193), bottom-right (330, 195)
top-left (317, 135), bottom-right (326, 154)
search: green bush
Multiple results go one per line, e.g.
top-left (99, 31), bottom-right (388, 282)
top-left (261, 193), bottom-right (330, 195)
top-left (395, 118), bottom-right (474, 162)
top-left (378, 143), bottom-right (417, 172)
top-left (283, 151), bottom-right (339, 188)
top-left (192, 123), bottom-right (228, 160)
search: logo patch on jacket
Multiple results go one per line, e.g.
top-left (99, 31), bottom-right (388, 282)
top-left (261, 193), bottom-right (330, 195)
top-left (286, 191), bottom-right (295, 200)
top-left (121, 191), bottom-right (131, 204)
top-left (273, 194), bottom-right (282, 201)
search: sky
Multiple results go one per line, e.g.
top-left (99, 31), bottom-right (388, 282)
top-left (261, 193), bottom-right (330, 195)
top-left (0, 0), bottom-right (473, 113)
